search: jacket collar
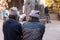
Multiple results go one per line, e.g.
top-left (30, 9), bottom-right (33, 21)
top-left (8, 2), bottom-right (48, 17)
top-left (28, 19), bottom-right (39, 22)
top-left (7, 18), bottom-right (18, 22)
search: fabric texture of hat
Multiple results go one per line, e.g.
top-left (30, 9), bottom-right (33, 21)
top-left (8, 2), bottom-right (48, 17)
top-left (9, 7), bottom-right (19, 16)
top-left (10, 7), bottom-right (20, 16)
top-left (29, 10), bottom-right (40, 18)
top-left (9, 9), bottom-right (18, 16)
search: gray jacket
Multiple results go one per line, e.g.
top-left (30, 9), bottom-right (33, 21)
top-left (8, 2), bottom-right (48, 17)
top-left (22, 20), bottom-right (45, 40)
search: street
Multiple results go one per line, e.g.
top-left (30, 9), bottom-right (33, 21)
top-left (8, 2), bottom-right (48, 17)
top-left (0, 21), bottom-right (60, 40)
top-left (43, 21), bottom-right (60, 40)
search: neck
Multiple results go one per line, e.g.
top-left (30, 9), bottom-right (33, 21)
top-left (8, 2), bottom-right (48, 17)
top-left (28, 19), bottom-right (39, 22)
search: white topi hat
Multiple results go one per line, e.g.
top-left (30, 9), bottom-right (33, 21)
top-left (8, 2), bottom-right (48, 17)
top-left (29, 10), bottom-right (40, 18)
top-left (9, 7), bottom-right (18, 16)
top-left (10, 7), bottom-right (20, 16)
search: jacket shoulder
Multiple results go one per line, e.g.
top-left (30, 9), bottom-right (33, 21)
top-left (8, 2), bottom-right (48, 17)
top-left (23, 22), bottom-right (45, 29)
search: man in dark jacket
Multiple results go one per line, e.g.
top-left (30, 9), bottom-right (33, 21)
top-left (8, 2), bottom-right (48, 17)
top-left (22, 10), bottom-right (45, 40)
top-left (3, 7), bottom-right (23, 40)
top-left (44, 6), bottom-right (50, 23)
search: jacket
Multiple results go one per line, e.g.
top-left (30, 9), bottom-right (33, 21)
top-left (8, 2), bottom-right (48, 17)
top-left (3, 18), bottom-right (23, 40)
top-left (22, 19), bottom-right (45, 40)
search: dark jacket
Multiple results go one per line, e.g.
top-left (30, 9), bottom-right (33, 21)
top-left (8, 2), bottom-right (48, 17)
top-left (22, 19), bottom-right (45, 40)
top-left (3, 18), bottom-right (23, 40)
top-left (45, 6), bottom-right (49, 16)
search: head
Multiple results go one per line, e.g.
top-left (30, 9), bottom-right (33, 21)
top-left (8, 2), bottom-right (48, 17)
top-left (9, 8), bottom-right (18, 20)
top-left (10, 7), bottom-right (18, 11)
top-left (29, 10), bottom-right (40, 20)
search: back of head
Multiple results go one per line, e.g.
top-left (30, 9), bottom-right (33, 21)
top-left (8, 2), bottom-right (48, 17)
top-left (29, 10), bottom-right (40, 20)
top-left (9, 7), bottom-right (18, 20)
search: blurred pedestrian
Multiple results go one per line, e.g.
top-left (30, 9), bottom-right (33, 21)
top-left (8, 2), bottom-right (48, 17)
top-left (20, 13), bottom-right (26, 22)
top-left (3, 8), bottom-right (23, 40)
top-left (3, 13), bottom-right (8, 21)
top-left (2, 10), bottom-right (9, 21)
top-left (58, 12), bottom-right (60, 20)
top-left (44, 6), bottom-right (50, 23)
top-left (22, 10), bottom-right (45, 40)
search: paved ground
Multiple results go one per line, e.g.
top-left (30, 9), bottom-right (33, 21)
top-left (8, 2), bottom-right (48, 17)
top-left (43, 21), bottom-right (60, 40)
top-left (0, 20), bottom-right (60, 40)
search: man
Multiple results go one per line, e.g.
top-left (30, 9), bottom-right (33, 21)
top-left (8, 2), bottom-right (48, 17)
top-left (3, 8), bottom-right (23, 40)
top-left (10, 7), bottom-right (20, 21)
top-left (22, 10), bottom-right (45, 40)
top-left (44, 6), bottom-right (50, 23)
top-left (58, 12), bottom-right (60, 20)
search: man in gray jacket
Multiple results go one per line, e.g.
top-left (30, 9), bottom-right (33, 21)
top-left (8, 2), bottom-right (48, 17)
top-left (22, 10), bottom-right (45, 40)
